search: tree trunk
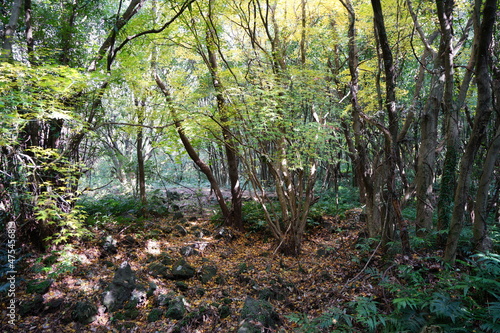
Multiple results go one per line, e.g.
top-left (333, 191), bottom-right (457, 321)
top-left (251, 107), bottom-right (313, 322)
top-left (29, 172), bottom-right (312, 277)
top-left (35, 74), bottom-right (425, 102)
top-left (415, 0), bottom-right (457, 237)
top-left (153, 70), bottom-right (233, 226)
top-left (340, 0), bottom-right (368, 206)
top-left (205, 0), bottom-right (243, 230)
top-left (371, 0), bottom-right (401, 247)
top-left (1, 0), bottom-right (23, 61)
top-left (473, 124), bottom-right (500, 252)
top-left (136, 99), bottom-right (147, 215)
top-left (25, 0), bottom-right (34, 62)
top-left (415, 51), bottom-right (443, 236)
top-left (444, 0), bottom-right (498, 262)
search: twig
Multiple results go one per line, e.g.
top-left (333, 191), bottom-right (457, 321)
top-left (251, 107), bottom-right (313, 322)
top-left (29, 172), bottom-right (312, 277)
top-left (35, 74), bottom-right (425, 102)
top-left (340, 238), bottom-right (382, 294)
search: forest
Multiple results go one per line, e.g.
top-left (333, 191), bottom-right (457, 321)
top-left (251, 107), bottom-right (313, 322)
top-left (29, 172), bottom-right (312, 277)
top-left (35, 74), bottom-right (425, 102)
top-left (1, 0), bottom-right (499, 331)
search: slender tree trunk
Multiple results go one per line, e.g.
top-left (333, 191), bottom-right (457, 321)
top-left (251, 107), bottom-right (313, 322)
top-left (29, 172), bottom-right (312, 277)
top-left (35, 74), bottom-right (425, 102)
top-left (205, 0), bottom-right (243, 230)
top-left (340, 0), bottom-right (368, 205)
top-left (1, 0), bottom-right (22, 61)
top-left (372, 0), bottom-right (404, 248)
top-left (415, 52), bottom-right (443, 236)
top-left (444, 0), bottom-right (498, 262)
top-left (435, 0), bottom-right (460, 246)
top-left (406, 0), bottom-right (460, 244)
top-left (153, 70), bottom-right (233, 226)
top-left (136, 99), bottom-right (147, 214)
top-left (473, 124), bottom-right (500, 252)
top-left (25, 0), bottom-right (34, 63)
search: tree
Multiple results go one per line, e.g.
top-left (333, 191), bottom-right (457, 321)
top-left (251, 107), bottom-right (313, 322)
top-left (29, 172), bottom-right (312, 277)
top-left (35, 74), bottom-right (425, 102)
top-left (444, 0), bottom-right (498, 262)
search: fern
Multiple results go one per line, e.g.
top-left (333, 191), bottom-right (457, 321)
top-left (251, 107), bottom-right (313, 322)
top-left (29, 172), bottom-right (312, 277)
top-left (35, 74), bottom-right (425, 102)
top-left (352, 297), bottom-right (386, 332)
top-left (481, 322), bottom-right (500, 333)
top-left (429, 293), bottom-right (468, 324)
top-left (393, 297), bottom-right (419, 311)
top-left (488, 302), bottom-right (500, 323)
top-left (474, 253), bottom-right (500, 277)
top-left (286, 307), bottom-right (354, 332)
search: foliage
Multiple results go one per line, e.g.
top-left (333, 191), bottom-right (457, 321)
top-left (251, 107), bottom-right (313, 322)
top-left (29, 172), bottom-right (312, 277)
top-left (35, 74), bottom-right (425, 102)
top-left (291, 251), bottom-right (500, 332)
top-left (78, 191), bottom-right (170, 222)
top-left (288, 307), bottom-right (354, 332)
top-left (309, 186), bottom-right (360, 221)
top-left (27, 147), bottom-right (90, 245)
top-left (32, 245), bottom-right (82, 278)
top-left (241, 200), bottom-right (280, 235)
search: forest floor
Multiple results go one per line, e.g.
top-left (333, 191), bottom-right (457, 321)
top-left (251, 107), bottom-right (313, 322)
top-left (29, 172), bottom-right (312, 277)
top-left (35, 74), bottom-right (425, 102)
top-left (2, 204), bottom-right (412, 332)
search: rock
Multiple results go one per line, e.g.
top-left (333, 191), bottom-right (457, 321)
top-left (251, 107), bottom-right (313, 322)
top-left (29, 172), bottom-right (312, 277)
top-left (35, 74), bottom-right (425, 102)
top-left (147, 262), bottom-right (169, 278)
top-left (26, 279), bottom-right (53, 294)
top-left (158, 253), bottom-right (174, 265)
top-left (174, 224), bottom-right (188, 236)
top-left (147, 308), bottom-right (163, 322)
top-left (165, 297), bottom-right (186, 319)
top-left (171, 259), bottom-right (195, 280)
top-left (19, 294), bottom-right (44, 316)
top-left (44, 298), bottom-right (64, 313)
top-left (199, 265), bottom-right (218, 284)
top-left (131, 288), bottom-right (147, 305)
top-left (175, 281), bottom-right (189, 291)
top-left (72, 301), bottom-right (98, 324)
top-left (102, 235), bottom-right (118, 254)
top-left (156, 293), bottom-right (173, 307)
top-left (214, 227), bottom-right (234, 240)
top-left (103, 261), bottom-right (136, 312)
top-left (238, 297), bottom-right (280, 332)
top-left (180, 245), bottom-right (199, 257)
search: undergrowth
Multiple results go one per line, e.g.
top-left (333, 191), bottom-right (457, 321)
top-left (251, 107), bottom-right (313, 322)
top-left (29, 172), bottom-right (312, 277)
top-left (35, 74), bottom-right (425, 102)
top-left (289, 252), bottom-right (500, 332)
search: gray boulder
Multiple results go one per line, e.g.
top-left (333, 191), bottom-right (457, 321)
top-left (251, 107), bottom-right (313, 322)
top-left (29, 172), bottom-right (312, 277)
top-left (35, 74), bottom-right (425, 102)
top-left (238, 297), bottom-right (280, 332)
top-left (103, 261), bottom-right (136, 312)
top-left (171, 259), bottom-right (195, 280)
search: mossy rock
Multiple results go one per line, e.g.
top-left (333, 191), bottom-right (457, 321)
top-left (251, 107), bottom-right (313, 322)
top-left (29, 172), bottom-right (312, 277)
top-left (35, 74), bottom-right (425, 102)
top-left (175, 281), bottom-right (189, 291)
top-left (26, 279), bottom-right (53, 294)
top-left (165, 297), bottom-right (186, 319)
top-left (199, 264), bottom-right (218, 284)
top-left (239, 297), bottom-right (280, 330)
top-left (19, 294), bottom-right (44, 316)
top-left (147, 262), bottom-right (169, 278)
top-left (171, 259), bottom-right (195, 280)
top-left (72, 301), bottom-right (98, 324)
top-left (147, 308), bottom-right (163, 322)
top-left (124, 299), bottom-right (138, 310)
